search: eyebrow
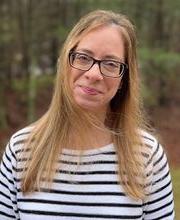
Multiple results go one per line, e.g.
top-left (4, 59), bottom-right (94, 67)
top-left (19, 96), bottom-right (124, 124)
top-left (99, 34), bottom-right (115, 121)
top-left (76, 48), bottom-right (124, 62)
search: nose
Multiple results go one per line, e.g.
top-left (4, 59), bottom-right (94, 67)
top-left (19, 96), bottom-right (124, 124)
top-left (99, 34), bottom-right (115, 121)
top-left (84, 62), bottom-right (103, 81)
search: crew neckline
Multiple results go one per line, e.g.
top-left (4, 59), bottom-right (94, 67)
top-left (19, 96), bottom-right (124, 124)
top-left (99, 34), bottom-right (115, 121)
top-left (62, 143), bottom-right (114, 156)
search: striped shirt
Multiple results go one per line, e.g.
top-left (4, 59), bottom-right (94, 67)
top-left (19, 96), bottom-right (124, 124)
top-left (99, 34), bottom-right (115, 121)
top-left (0, 126), bottom-right (175, 219)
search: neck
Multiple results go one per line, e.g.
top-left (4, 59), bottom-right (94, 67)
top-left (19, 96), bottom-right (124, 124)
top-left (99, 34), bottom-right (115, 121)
top-left (88, 106), bottom-right (108, 124)
top-left (68, 111), bottom-right (112, 150)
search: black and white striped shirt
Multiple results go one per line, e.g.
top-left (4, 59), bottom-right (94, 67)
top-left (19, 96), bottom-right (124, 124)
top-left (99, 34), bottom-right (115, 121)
top-left (0, 126), bottom-right (175, 219)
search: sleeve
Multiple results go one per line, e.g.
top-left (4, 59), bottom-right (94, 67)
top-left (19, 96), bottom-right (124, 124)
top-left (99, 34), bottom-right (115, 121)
top-left (143, 142), bottom-right (175, 219)
top-left (0, 138), bottom-right (19, 219)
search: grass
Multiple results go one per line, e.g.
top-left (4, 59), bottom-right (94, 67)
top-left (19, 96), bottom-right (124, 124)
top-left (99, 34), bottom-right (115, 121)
top-left (171, 168), bottom-right (180, 219)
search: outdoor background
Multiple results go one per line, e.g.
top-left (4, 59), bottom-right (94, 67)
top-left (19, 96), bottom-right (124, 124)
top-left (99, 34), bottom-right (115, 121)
top-left (0, 0), bottom-right (180, 217)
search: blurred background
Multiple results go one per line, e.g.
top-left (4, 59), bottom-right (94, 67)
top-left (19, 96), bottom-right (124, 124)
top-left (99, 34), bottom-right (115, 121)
top-left (0, 0), bottom-right (180, 216)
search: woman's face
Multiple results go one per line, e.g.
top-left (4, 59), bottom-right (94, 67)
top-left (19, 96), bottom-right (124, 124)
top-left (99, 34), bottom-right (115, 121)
top-left (69, 25), bottom-right (125, 114)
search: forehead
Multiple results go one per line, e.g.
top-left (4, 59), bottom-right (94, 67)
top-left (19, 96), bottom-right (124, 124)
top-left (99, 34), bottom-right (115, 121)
top-left (76, 25), bottom-right (125, 60)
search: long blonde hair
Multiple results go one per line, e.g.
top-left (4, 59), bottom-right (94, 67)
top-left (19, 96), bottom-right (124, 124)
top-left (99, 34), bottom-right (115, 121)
top-left (21, 10), bottom-right (148, 199)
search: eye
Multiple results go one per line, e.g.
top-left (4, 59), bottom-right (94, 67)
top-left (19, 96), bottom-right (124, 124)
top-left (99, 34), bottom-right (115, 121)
top-left (103, 60), bottom-right (119, 69)
top-left (75, 53), bottom-right (91, 63)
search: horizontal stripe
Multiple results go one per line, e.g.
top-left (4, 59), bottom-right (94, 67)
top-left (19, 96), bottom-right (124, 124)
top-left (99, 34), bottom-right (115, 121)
top-left (144, 199), bottom-right (173, 214)
top-left (18, 208), bottom-right (142, 219)
top-left (0, 126), bottom-right (174, 219)
top-left (18, 198), bottom-right (142, 208)
top-left (0, 211), bottom-right (15, 218)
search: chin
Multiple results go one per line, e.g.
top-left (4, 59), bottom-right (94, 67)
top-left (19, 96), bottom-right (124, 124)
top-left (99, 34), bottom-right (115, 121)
top-left (78, 103), bottom-right (97, 111)
top-left (73, 95), bottom-right (107, 113)
top-left (77, 101), bottom-right (106, 113)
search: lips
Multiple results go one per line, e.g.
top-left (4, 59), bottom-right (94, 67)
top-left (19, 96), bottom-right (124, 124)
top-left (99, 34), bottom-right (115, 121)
top-left (80, 85), bottom-right (102, 95)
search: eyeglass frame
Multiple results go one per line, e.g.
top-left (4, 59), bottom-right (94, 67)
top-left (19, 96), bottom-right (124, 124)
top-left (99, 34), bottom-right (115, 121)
top-left (68, 51), bottom-right (128, 78)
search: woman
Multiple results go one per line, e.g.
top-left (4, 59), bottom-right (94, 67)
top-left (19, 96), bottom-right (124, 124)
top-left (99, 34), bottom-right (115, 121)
top-left (0, 10), bottom-right (174, 219)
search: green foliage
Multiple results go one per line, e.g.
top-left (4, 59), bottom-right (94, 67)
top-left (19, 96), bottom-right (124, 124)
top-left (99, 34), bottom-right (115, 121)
top-left (0, 81), bottom-right (7, 129)
top-left (56, 26), bottom-right (70, 42)
top-left (11, 74), bottom-right (54, 123)
top-left (139, 48), bottom-right (180, 107)
top-left (171, 169), bottom-right (180, 218)
top-left (11, 74), bottom-right (54, 94)
top-left (27, 72), bottom-right (37, 123)
top-left (141, 83), bottom-right (158, 107)
top-left (139, 48), bottom-right (180, 73)
top-left (36, 74), bottom-right (54, 88)
top-left (0, 0), bottom-right (179, 126)
top-left (11, 78), bottom-right (29, 95)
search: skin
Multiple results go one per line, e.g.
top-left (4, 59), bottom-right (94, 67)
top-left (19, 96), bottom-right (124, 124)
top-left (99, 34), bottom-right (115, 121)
top-left (69, 24), bottom-right (125, 121)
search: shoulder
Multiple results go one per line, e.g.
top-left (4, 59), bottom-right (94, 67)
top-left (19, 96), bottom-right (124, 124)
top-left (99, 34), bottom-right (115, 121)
top-left (140, 130), bottom-right (167, 167)
top-left (140, 130), bottom-right (157, 147)
top-left (140, 130), bottom-right (159, 153)
top-left (139, 130), bottom-right (170, 186)
top-left (140, 132), bottom-right (174, 218)
top-left (7, 126), bottom-right (34, 158)
top-left (11, 125), bottom-right (33, 141)
top-left (1, 126), bottom-right (34, 174)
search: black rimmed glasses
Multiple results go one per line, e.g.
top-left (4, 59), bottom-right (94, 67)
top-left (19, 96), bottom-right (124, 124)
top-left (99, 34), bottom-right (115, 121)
top-left (69, 51), bottom-right (128, 78)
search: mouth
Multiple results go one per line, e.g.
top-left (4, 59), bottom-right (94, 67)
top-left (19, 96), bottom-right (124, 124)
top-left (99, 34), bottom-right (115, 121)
top-left (79, 85), bottom-right (102, 95)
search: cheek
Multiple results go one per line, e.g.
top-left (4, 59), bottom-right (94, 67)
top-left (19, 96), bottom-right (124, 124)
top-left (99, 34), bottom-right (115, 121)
top-left (106, 79), bottom-right (121, 97)
top-left (69, 69), bottom-right (82, 85)
top-left (69, 69), bottom-right (77, 88)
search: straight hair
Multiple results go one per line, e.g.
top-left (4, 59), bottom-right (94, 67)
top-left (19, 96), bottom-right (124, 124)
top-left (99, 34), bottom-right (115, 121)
top-left (21, 10), bottom-right (150, 200)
